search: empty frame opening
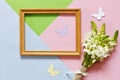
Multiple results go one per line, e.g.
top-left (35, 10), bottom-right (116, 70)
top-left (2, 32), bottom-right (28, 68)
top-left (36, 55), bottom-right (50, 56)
top-left (24, 13), bottom-right (76, 51)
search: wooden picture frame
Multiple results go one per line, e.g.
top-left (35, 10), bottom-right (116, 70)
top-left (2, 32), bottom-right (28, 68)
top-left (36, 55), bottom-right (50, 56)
top-left (20, 9), bottom-right (81, 56)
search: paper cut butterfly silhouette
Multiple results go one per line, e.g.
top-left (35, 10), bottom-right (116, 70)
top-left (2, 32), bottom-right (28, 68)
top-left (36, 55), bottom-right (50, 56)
top-left (48, 64), bottom-right (60, 77)
top-left (92, 7), bottom-right (105, 21)
top-left (56, 26), bottom-right (68, 37)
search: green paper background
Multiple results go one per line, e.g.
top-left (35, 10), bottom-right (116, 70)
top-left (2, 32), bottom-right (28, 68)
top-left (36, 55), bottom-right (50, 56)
top-left (25, 14), bottom-right (58, 35)
top-left (6, 0), bottom-right (73, 35)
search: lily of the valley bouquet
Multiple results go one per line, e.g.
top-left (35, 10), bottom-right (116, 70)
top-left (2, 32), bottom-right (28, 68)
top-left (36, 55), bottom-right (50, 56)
top-left (74, 21), bottom-right (119, 80)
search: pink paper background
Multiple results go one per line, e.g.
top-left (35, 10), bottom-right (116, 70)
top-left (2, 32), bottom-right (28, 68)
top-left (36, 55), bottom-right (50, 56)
top-left (60, 0), bottom-right (120, 80)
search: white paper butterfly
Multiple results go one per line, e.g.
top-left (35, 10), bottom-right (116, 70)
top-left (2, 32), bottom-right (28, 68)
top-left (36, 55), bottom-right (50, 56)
top-left (92, 7), bottom-right (105, 21)
top-left (48, 64), bottom-right (60, 77)
top-left (56, 26), bottom-right (68, 37)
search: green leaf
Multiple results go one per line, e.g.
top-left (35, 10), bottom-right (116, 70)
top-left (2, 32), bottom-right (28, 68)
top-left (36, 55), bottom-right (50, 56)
top-left (87, 58), bottom-right (94, 68)
top-left (85, 54), bottom-right (92, 68)
top-left (91, 21), bottom-right (98, 32)
top-left (113, 30), bottom-right (119, 42)
top-left (100, 23), bottom-right (106, 34)
top-left (82, 53), bottom-right (91, 68)
top-left (82, 52), bottom-right (87, 66)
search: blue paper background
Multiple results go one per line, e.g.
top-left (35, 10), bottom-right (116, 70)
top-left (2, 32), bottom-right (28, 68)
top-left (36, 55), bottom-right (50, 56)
top-left (0, 0), bottom-right (70, 80)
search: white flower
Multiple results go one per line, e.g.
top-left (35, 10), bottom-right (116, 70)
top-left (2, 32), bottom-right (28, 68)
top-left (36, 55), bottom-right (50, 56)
top-left (92, 43), bottom-right (97, 48)
top-left (104, 46), bottom-right (109, 52)
top-left (109, 41), bottom-right (116, 46)
top-left (83, 30), bottom-right (117, 61)
top-left (91, 54), bottom-right (95, 59)
top-left (103, 53), bottom-right (110, 58)
top-left (92, 60), bottom-right (96, 63)
top-left (82, 21), bottom-right (118, 68)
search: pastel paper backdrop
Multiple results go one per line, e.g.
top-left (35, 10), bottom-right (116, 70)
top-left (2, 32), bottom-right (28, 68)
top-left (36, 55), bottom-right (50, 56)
top-left (0, 0), bottom-right (120, 80)
top-left (25, 14), bottom-right (76, 51)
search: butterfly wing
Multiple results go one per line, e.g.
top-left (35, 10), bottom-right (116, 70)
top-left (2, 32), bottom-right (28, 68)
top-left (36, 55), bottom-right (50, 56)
top-left (97, 15), bottom-right (102, 20)
top-left (48, 64), bottom-right (54, 73)
top-left (56, 30), bottom-right (64, 37)
top-left (92, 14), bottom-right (98, 18)
top-left (62, 26), bottom-right (67, 34)
top-left (92, 14), bottom-right (102, 20)
top-left (56, 26), bottom-right (68, 37)
top-left (51, 70), bottom-right (60, 77)
top-left (99, 7), bottom-right (105, 17)
top-left (48, 64), bottom-right (60, 77)
top-left (92, 7), bottom-right (105, 20)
